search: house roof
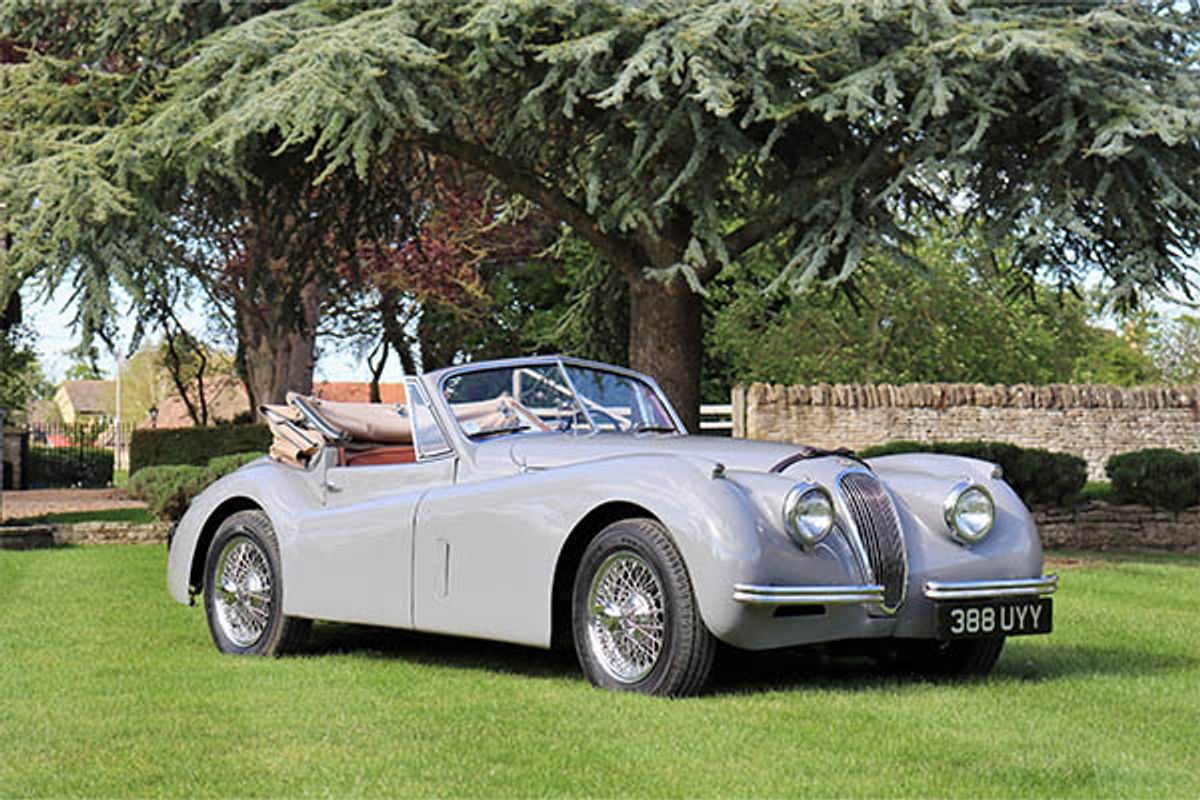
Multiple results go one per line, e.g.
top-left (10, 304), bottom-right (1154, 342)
top-left (58, 380), bottom-right (113, 415)
top-left (146, 375), bottom-right (250, 429)
top-left (144, 379), bottom-right (408, 428)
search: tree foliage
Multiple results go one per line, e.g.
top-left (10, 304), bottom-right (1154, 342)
top-left (3, 1), bottom-right (1199, 423)
top-left (0, 324), bottom-right (50, 421)
top-left (702, 219), bottom-right (1163, 399)
top-left (0, 2), bottom-right (422, 406)
top-left (1148, 314), bottom-right (1200, 384)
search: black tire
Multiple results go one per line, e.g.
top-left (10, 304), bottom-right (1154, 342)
top-left (890, 636), bottom-right (1005, 679)
top-left (203, 509), bottom-right (310, 657)
top-left (572, 518), bottom-right (716, 697)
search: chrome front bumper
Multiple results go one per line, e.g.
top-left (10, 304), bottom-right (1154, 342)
top-left (733, 574), bottom-right (1058, 607)
top-left (733, 584), bottom-right (884, 606)
top-left (923, 574), bottom-right (1058, 601)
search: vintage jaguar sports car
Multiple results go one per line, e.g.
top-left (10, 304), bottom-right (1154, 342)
top-left (167, 355), bottom-right (1056, 695)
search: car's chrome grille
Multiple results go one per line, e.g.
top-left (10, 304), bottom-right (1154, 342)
top-left (839, 471), bottom-right (907, 611)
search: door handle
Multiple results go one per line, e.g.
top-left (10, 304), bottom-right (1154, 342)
top-left (325, 481), bottom-right (342, 493)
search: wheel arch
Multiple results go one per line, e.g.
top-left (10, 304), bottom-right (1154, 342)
top-left (189, 496), bottom-right (266, 595)
top-left (550, 500), bottom-right (661, 651)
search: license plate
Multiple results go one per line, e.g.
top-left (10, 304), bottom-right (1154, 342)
top-left (935, 598), bottom-right (1052, 640)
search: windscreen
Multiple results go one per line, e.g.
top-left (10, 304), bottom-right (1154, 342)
top-left (441, 362), bottom-right (678, 438)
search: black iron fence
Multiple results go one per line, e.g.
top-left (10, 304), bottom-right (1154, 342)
top-left (23, 422), bottom-right (135, 489)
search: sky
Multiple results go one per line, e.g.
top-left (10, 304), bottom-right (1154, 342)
top-left (22, 281), bottom-right (408, 384)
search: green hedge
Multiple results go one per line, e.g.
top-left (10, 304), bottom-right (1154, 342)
top-left (26, 446), bottom-right (114, 489)
top-left (128, 451), bottom-right (265, 521)
top-left (859, 440), bottom-right (1087, 508)
top-left (129, 424), bottom-right (270, 475)
top-left (1106, 449), bottom-right (1200, 512)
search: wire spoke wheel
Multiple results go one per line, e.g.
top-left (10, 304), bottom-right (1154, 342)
top-left (213, 534), bottom-right (274, 648)
top-left (586, 551), bottom-right (666, 683)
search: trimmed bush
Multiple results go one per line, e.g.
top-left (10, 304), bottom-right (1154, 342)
top-left (126, 465), bottom-right (210, 521)
top-left (128, 451), bottom-right (265, 521)
top-left (860, 440), bottom-right (1087, 508)
top-left (129, 424), bottom-right (270, 475)
top-left (26, 446), bottom-right (114, 489)
top-left (206, 451), bottom-right (266, 476)
top-left (1106, 449), bottom-right (1200, 512)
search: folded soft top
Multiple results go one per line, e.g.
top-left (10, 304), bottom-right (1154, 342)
top-left (260, 393), bottom-right (412, 467)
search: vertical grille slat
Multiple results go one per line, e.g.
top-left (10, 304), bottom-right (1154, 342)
top-left (839, 472), bottom-right (907, 611)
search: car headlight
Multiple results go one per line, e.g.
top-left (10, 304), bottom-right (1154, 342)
top-left (783, 483), bottom-right (835, 546)
top-left (943, 481), bottom-right (995, 543)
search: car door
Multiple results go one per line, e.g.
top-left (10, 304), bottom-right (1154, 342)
top-left (285, 381), bottom-right (456, 628)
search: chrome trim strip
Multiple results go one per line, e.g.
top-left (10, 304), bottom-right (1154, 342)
top-left (924, 574), bottom-right (1058, 601)
top-left (405, 378), bottom-right (456, 461)
top-left (733, 583), bottom-right (885, 606)
top-left (288, 395), bottom-right (350, 443)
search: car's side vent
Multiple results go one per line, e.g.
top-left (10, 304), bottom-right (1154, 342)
top-left (839, 471), bottom-right (907, 612)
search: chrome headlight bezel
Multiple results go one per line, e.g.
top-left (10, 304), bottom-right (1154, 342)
top-left (783, 483), bottom-right (835, 547)
top-left (943, 481), bottom-right (995, 544)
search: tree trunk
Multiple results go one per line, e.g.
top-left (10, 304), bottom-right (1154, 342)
top-left (236, 280), bottom-right (320, 409)
top-left (627, 275), bottom-right (703, 433)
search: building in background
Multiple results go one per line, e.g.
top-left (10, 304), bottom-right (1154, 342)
top-left (53, 380), bottom-right (114, 424)
top-left (145, 380), bottom-right (407, 429)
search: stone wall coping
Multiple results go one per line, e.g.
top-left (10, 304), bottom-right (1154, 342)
top-left (738, 382), bottom-right (1200, 411)
top-left (51, 521), bottom-right (170, 545)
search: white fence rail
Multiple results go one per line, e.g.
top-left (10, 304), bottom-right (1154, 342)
top-left (699, 403), bottom-right (733, 434)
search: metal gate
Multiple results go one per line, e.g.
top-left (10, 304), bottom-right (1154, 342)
top-left (23, 422), bottom-right (132, 488)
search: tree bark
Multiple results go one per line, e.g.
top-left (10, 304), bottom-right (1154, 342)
top-left (236, 280), bottom-right (320, 409)
top-left (627, 275), bottom-right (703, 433)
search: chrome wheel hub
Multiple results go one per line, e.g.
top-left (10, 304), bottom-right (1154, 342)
top-left (213, 535), bottom-right (273, 647)
top-left (587, 551), bottom-right (666, 683)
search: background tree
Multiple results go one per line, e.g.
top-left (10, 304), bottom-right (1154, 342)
top-left (4, 2), bottom-right (1199, 428)
top-left (1149, 314), bottom-right (1200, 385)
top-left (0, 326), bottom-right (51, 423)
top-left (0, 3), bottom-right (422, 408)
top-left (116, 339), bottom-right (238, 426)
top-left (703, 220), bottom-right (1163, 396)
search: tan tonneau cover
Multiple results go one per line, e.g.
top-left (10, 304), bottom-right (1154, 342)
top-left (298, 396), bottom-right (412, 444)
top-left (261, 403), bottom-right (322, 468)
top-left (261, 393), bottom-right (412, 467)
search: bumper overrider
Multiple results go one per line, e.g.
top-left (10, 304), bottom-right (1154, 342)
top-left (733, 574), bottom-right (1058, 608)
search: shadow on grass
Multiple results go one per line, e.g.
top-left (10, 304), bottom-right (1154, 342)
top-left (300, 622), bottom-right (1198, 695)
top-left (304, 622), bottom-right (580, 682)
top-left (995, 640), bottom-right (1199, 682)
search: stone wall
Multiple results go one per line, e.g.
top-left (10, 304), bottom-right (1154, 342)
top-left (1034, 504), bottom-right (1199, 553)
top-left (733, 383), bottom-right (1200, 480)
top-left (52, 521), bottom-right (170, 545)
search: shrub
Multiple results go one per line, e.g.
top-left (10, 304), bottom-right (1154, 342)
top-left (25, 446), bottom-right (114, 488)
top-left (128, 451), bottom-right (265, 522)
top-left (1106, 449), bottom-right (1200, 512)
top-left (206, 451), bottom-right (266, 476)
top-left (126, 465), bottom-right (209, 521)
top-left (860, 440), bottom-right (1087, 508)
top-left (129, 424), bottom-right (270, 475)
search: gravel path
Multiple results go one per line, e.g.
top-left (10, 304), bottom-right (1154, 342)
top-left (0, 488), bottom-right (146, 521)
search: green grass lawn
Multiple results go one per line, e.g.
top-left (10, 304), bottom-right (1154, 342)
top-left (1, 547), bottom-right (1196, 798)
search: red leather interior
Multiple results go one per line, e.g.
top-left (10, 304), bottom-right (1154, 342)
top-left (343, 445), bottom-right (417, 466)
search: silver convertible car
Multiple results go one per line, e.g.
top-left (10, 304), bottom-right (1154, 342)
top-left (167, 355), bottom-right (1056, 695)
